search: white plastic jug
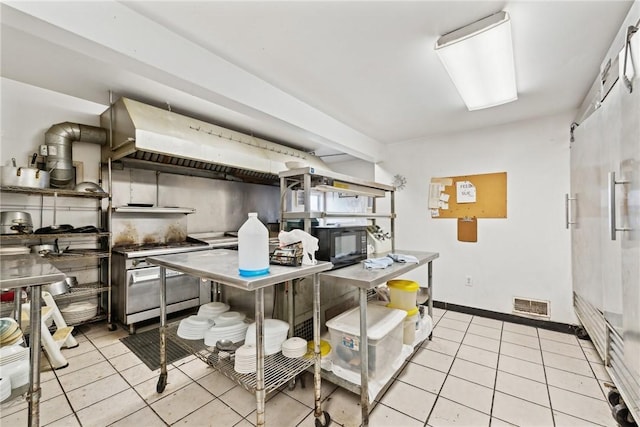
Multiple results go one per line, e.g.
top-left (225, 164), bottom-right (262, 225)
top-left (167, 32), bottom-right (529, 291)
top-left (238, 212), bottom-right (270, 277)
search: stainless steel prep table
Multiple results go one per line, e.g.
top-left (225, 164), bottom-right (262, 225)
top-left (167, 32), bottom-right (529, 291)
top-left (0, 254), bottom-right (65, 427)
top-left (319, 250), bottom-right (439, 426)
top-left (145, 249), bottom-right (333, 427)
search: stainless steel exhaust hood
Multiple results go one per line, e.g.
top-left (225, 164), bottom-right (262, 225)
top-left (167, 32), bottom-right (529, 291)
top-left (100, 98), bottom-right (328, 185)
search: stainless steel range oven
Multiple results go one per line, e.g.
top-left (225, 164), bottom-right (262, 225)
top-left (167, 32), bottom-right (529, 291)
top-left (112, 239), bottom-right (211, 333)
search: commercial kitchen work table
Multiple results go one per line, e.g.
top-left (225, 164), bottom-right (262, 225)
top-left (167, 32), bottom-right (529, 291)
top-left (145, 249), bottom-right (333, 427)
top-left (0, 254), bottom-right (65, 427)
top-left (319, 250), bottom-right (439, 427)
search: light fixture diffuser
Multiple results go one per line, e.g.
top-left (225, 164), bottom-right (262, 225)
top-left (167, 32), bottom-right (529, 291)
top-left (435, 11), bottom-right (517, 111)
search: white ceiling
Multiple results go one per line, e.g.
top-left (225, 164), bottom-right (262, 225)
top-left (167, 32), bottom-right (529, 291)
top-left (0, 1), bottom-right (634, 163)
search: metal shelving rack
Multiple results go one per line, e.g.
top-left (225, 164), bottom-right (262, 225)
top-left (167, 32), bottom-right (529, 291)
top-left (0, 184), bottom-right (114, 330)
top-left (165, 323), bottom-right (314, 394)
top-left (278, 166), bottom-right (396, 239)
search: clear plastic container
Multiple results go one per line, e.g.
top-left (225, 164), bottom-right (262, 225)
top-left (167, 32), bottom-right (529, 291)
top-left (238, 212), bottom-right (270, 277)
top-left (326, 304), bottom-right (405, 379)
top-left (387, 279), bottom-right (419, 310)
top-left (402, 307), bottom-right (419, 345)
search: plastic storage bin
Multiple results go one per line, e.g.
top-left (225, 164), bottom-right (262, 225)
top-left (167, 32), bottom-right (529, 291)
top-left (387, 279), bottom-right (419, 310)
top-left (326, 303), bottom-right (406, 379)
top-left (402, 307), bottom-right (420, 345)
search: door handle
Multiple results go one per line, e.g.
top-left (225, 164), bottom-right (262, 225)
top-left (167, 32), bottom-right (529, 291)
top-left (608, 171), bottom-right (630, 240)
top-left (565, 193), bottom-right (577, 229)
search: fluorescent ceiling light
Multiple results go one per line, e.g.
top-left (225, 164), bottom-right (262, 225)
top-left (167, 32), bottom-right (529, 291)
top-left (435, 11), bottom-right (517, 111)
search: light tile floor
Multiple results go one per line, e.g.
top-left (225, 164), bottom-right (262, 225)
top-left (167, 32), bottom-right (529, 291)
top-left (1, 308), bottom-right (618, 426)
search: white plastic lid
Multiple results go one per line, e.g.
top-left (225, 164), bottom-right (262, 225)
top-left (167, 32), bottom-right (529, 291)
top-left (326, 304), bottom-right (406, 341)
top-left (248, 212), bottom-right (257, 217)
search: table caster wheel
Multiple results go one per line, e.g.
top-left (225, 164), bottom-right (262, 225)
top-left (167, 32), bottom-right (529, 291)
top-left (612, 403), bottom-right (637, 427)
top-left (156, 374), bottom-right (167, 393)
top-left (108, 323), bottom-right (118, 332)
top-left (608, 389), bottom-right (621, 407)
top-left (314, 411), bottom-right (331, 427)
top-left (575, 326), bottom-right (589, 340)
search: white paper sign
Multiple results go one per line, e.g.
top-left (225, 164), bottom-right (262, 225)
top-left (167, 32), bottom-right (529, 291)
top-left (456, 181), bottom-right (476, 203)
top-left (428, 183), bottom-right (442, 208)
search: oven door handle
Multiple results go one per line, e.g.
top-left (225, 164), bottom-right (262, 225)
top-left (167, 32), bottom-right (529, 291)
top-left (130, 268), bottom-right (184, 284)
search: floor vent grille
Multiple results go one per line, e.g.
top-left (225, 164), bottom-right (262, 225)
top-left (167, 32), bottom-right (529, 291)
top-left (513, 297), bottom-right (550, 318)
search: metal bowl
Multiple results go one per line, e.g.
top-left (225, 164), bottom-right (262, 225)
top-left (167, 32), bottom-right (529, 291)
top-left (45, 280), bottom-right (70, 296)
top-left (64, 276), bottom-right (78, 288)
top-left (73, 181), bottom-right (105, 193)
top-left (417, 287), bottom-right (430, 305)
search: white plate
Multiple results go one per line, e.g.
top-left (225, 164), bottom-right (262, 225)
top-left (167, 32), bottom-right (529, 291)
top-left (215, 311), bottom-right (246, 326)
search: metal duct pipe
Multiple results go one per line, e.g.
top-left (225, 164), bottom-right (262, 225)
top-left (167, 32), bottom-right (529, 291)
top-left (45, 122), bottom-right (107, 187)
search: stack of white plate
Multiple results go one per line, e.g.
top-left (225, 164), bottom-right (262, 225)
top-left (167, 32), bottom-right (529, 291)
top-left (0, 376), bottom-right (11, 402)
top-left (0, 345), bottom-right (28, 366)
top-left (215, 311), bottom-right (246, 326)
top-left (204, 320), bottom-right (249, 346)
top-left (177, 315), bottom-right (215, 340)
top-left (197, 302), bottom-right (230, 319)
top-left (0, 318), bottom-right (23, 347)
top-left (60, 302), bottom-right (98, 325)
top-left (0, 246), bottom-right (29, 256)
top-left (0, 359), bottom-right (29, 390)
top-left (281, 337), bottom-right (308, 358)
top-left (244, 319), bottom-right (289, 356)
top-left (234, 344), bottom-right (256, 374)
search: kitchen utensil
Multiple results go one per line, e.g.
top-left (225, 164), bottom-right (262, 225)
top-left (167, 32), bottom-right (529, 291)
top-left (11, 158), bottom-right (16, 167)
top-left (34, 224), bottom-right (73, 234)
top-left (70, 225), bottom-right (100, 233)
top-left (216, 339), bottom-right (240, 353)
top-left (30, 244), bottom-right (57, 256)
top-left (0, 166), bottom-right (50, 189)
top-left (73, 182), bottom-right (105, 193)
top-left (44, 280), bottom-right (70, 296)
top-left (0, 211), bottom-right (33, 234)
top-left (30, 153), bottom-right (37, 167)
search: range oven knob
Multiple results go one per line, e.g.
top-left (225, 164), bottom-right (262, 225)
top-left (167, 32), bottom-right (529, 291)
top-left (132, 259), bottom-right (141, 267)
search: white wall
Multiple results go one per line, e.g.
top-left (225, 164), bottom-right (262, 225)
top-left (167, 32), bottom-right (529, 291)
top-left (378, 112), bottom-right (577, 324)
top-left (1, 78), bottom-right (108, 228)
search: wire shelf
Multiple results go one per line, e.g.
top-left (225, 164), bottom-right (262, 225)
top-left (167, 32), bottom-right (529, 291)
top-left (166, 322), bottom-right (313, 394)
top-left (0, 232), bottom-right (110, 242)
top-left (53, 283), bottom-right (109, 303)
top-left (0, 185), bottom-right (108, 199)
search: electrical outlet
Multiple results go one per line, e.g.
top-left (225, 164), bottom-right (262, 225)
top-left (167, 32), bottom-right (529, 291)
top-left (465, 275), bottom-right (473, 286)
top-left (39, 144), bottom-right (48, 156)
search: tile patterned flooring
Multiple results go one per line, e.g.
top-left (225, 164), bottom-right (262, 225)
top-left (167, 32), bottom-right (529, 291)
top-left (0, 308), bottom-right (618, 426)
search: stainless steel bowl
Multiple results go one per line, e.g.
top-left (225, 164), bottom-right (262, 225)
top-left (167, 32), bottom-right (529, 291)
top-left (45, 280), bottom-right (70, 296)
top-left (73, 181), bottom-right (105, 193)
top-left (417, 287), bottom-right (430, 305)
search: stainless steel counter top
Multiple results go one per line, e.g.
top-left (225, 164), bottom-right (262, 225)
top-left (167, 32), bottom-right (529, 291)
top-left (319, 250), bottom-right (439, 289)
top-left (0, 254), bottom-right (65, 289)
top-left (146, 249), bottom-right (333, 291)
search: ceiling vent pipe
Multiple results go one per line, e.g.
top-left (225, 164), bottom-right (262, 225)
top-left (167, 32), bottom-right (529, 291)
top-left (45, 122), bottom-right (107, 187)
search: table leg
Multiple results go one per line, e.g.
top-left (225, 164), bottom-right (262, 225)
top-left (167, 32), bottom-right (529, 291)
top-left (157, 266), bottom-right (168, 393)
top-left (14, 286), bottom-right (22, 330)
top-left (313, 274), bottom-right (322, 416)
top-left (359, 288), bottom-right (369, 426)
top-left (255, 288), bottom-right (266, 427)
top-left (427, 261), bottom-right (433, 319)
top-left (27, 285), bottom-right (42, 427)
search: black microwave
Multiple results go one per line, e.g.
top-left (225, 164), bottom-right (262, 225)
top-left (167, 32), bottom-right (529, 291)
top-left (311, 225), bottom-right (368, 269)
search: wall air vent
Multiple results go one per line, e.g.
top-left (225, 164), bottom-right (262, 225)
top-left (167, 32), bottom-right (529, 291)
top-left (513, 297), bottom-right (550, 318)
